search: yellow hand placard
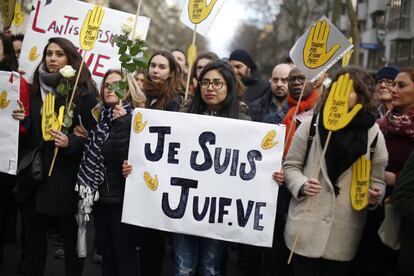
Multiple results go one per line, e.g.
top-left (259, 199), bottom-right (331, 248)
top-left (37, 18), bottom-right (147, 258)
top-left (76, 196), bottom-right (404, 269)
top-left (187, 44), bottom-right (197, 67)
top-left (80, 5), bottom-right (104, 51)
top-left (41, 93), bottom-right (65, 141)
top-left (261, 130), bottom-right (278, 150)
top-left (188, 0), bottom-right (217, 24)
top-left (0, 90), bottom-right (10, 109)
top-left (303, 19), bottom-right (340, 69)
top-left (342, 37), bottom-right (353, 67)
top-left (29, 46), bottom-right (40, 62)
top-left (12, 0), bottom-right (23, 26)
top-left (144, 171), bottom-right (158, 191)
top-left (0, 0), bottom-right (16, 29)
top-left (351, 155), bottom-right (371, 211)
top-left (134, 112), bottom-right (147, 133)
top-left (323, 73), bottom-right (362, 131)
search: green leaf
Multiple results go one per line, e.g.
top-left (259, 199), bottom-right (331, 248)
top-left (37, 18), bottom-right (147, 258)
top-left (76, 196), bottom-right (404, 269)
top-left (133, 58), bottom-right (148, 69)
top-left (118, 80), bottom-right (128, 90)
top-left (109, 82), bottom-right (118, 91)
top-left (127, 40), bottom-right (133, 47)
top-left (118, 44), bottom-right (127, 55)
top-left (67, 110), bottom-right (74, 118)
top-left (56, 82), bottom-right (67, 95)
top-left (125, 63), bottom-right (137, 73)
top-left (114, 89), bottom-right (125, 100)
top-left (63, 115), bottom-right (73, 128)
top-left (119, 54), bottom-right (131, 63)
top-left (130, 44), bottom-right (141, 56)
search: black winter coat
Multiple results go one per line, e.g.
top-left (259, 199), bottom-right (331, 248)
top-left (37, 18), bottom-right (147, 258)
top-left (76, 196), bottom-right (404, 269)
top-left (98, 114), bottom-right (131, 204)
top-left (243, 70), bottom-right (270, 104)
top-left (22, 88), bottom-right (98, 215)
top-left (248, 90), bottom-right (281, 122)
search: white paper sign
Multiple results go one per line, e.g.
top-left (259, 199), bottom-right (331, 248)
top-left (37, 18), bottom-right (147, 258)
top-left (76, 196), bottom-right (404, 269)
top-left (0, 71), bottom-right (20, 175)
top-left (180, 0), bottom-right (224, 36)
top-left (122, 108), bottom-right (285, 247)
top-left (289, 15), bottom-right (353, 82)
top-left (19, 0), bottom-right (150, 85)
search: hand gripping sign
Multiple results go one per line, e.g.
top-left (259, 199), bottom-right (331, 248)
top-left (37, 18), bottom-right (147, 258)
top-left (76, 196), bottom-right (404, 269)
top-left (289, 16), bottom-right (353, 82)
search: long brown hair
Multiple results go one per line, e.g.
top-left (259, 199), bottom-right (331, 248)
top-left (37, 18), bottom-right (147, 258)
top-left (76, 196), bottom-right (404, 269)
top-left (144, 51), bottom-right (180, 110)
top-left (31, 37), bottom-right (96, 100)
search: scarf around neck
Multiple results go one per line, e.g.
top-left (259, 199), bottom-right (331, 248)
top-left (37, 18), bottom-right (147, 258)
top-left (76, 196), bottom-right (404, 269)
top-left (76, 102), bottom-right (132, 221)
top-left (318, 109), bottom-right (376, 196)
top-left (282, 89), bottom-right (319, 157)
top-left (377, 107), bottom-right (414, 142)
top-left (143, 79), bottom-right (173, 110)
top-left (38, 63), bottom-right (61, 101)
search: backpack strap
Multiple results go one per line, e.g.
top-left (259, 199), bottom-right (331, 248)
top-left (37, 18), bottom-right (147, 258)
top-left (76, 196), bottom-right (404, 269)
top-left (369, 133), bottom-right (378, 160)
top-left (303, 114), bottom-right (317, 167)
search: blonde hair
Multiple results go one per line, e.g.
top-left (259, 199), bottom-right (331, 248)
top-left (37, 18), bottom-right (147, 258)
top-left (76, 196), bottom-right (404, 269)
top-left (100, 69), bottom-right (146, 108)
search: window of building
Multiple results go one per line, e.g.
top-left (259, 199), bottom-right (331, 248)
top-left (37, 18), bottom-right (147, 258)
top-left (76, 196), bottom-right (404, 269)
top-left (389, 39), bottom-right (412, 67)
top-left (388, 0), bottom-right (411, 31)
top-left (372, 13), bottom-right (385, 29)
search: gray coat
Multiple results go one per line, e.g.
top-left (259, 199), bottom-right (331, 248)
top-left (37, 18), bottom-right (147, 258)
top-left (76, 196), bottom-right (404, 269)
top-left (283, 116), bottom-right (388, 261)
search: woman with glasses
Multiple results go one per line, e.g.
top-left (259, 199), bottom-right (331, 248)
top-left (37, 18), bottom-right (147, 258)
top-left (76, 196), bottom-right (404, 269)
top-left (374, 67), bottom-right (399, 119)
top-left (169, 61), bottom-right (250, 276)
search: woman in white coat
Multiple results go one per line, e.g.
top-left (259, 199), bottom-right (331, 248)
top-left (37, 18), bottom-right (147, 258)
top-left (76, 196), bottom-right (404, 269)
top-left (283, 66), bottom-right (388, 276)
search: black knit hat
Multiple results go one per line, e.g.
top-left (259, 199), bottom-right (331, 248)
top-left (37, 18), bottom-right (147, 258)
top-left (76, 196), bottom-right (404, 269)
top-left (229, 49), bottom-right (256, 70)
top-left (375, 66), bottom-right (399, 81)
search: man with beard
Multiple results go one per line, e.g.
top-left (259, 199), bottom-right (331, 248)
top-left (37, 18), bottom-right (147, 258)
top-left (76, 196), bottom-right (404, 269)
top-left (229, 49), bottom-right (270, 103)
top-left (249, 63), bottom-right (292, 122)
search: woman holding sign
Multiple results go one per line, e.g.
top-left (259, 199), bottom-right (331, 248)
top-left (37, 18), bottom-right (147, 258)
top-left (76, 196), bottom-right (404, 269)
top-left (171, 61), bottom-right (250, 275)
top-left (283, 66), bottom-right (388, 276)
top-left (77, 69), bottom-right (146, 276)
top-left (21, 37), bottom-right (98, 276)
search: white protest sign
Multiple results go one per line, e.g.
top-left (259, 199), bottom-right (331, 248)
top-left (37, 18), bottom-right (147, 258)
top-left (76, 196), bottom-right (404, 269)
top-left (289, 15), bottom-right (353, 82)
top-left (180, 0), bottom-right (224, 36)
top-left (122, 109), bottom-right (285, 247)
top-left (19, 0), bottom-right (150, 85)
top-left (0, 71), bottom-right (20, 175)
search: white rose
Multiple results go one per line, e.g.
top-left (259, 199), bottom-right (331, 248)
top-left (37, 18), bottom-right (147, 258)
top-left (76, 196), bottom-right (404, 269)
top-left (133, 31), bottom-right (143, 41)
top-left (121, 17), bottom-right (134, 34)
top-left (59, 65), bottom-right (76, 78)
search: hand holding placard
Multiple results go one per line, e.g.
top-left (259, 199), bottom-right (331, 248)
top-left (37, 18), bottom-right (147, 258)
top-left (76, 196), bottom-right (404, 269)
top-left (188, 0), bottom-right (217, 24)
top-left (351, 156), bottom-right (371, 211)
top-left (80, 5), bottom-right (104, 51)
top-left (323, 73), bottom-right (362, 131)
top-left (303, 19), bottom-right (340, 69)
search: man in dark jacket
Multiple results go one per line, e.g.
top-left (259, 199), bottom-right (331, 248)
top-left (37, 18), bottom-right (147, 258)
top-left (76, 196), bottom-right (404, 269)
top-left (249, 63), bottom-right (292, 122)
top-left (229, 49), bottom-right (269, 103)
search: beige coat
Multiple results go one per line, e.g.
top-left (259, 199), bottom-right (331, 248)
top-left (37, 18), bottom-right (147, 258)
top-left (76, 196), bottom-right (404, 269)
top-left (283, 116), bottom-right (388, 261)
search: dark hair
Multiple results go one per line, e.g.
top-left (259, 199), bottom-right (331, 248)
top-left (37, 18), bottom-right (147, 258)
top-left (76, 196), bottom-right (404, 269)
top-left (190, 51), bottom-right (219, 81)
top-left (0, 33), bottom-right (18, 71)
top-left (328, 65), bottom-right (376, 114)
top-left (144, 51), bottom-right (180, 110)
top-left (11, 34), bottom-right (24, 43)
top-left (187, 61), bottom-right (240, 119)
top-left (31, 37), bottom-right (96, 100)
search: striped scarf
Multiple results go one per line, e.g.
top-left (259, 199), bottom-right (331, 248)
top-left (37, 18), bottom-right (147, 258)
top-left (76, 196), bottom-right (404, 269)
top-left (76, 103), bottom-right (132, 220)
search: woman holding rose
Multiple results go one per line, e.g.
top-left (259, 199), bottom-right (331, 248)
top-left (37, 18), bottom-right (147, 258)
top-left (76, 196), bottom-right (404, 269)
top-left (18, 37), bottom-right (98, 276)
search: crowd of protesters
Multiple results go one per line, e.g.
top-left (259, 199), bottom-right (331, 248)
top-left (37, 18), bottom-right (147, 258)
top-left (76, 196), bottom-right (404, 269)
top-left (0, 26), bottom-right (413, 276)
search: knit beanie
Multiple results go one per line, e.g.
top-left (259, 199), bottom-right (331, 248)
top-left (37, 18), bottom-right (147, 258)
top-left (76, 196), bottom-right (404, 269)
top-left (229, 49), bottom-right (256, 70)
top-left (375, 66), bottom-right (399, 81)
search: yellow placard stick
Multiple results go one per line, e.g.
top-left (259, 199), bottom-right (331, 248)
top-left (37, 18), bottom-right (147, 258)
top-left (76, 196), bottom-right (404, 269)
top-left (288, 73), bottom-right (361, 264)
top-left (342, 37), bottom-right (354, 67)
top-left (131, 0), bottom-right (143, 39)
top-left (184, 24), bottom-right (198, 101)
top-left (49, 3), bottom-right (104, 176)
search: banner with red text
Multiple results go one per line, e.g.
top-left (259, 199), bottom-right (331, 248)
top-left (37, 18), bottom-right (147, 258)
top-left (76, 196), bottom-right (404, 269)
top-left (122, 109), bottom-right (285, 247)
top-left (19, 0), bottom-right (150, 85)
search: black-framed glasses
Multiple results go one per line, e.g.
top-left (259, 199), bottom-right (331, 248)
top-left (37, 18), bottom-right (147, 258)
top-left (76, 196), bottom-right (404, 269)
top-left (375, 78), bottom-right (395, 87)
top-left (287, 76), bottom-right (306, 84)
top-left (200, 80), bottom-right (225, 90)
